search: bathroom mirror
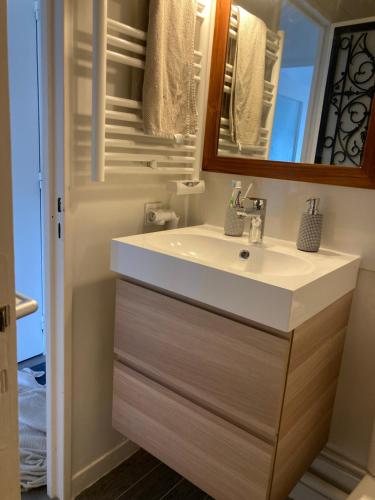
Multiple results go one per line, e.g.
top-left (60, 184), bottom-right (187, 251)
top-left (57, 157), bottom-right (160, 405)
top-left (203, 0), bottom-right (375, 188)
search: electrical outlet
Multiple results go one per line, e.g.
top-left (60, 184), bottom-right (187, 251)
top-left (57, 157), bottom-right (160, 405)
top-left (144, 202), bottom-right (163, 226)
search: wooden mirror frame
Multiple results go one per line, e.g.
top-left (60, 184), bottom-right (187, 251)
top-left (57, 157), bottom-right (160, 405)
top-left (203, 0), bottom-right (375, 189)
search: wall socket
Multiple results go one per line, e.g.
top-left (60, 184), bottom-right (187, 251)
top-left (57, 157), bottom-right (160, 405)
top-left (144, 202), bottom-right (163, 226)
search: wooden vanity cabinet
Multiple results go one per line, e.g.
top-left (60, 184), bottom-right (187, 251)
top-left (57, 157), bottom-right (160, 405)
top-left (112, 279), bottom-right (352, 500)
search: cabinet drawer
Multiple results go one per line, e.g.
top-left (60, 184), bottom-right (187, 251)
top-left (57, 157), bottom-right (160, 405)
top-left (115, 280), bottom-right (289, 440)
top-left (113, 361), bottom-right (273, 500)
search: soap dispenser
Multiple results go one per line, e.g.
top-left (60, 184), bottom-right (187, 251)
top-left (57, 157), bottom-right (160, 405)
top-left (296, 198), bottom-right (323, 252)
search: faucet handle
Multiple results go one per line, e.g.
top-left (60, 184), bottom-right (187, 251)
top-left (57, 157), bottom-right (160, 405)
top-left (243, 197), bottom-right (267, 212)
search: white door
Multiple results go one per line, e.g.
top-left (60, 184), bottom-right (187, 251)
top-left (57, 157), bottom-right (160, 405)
top-left (7, 0), bottom-right (44, 362)
top-left (0, 2), bottom-right (21, 498)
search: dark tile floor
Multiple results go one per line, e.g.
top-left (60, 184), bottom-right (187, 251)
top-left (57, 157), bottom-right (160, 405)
top-left (21, 448), bottom-right (325, 499)
top-left (77, 449), bottom-right (212, 500)
top-left (22, 487), bottom-right (49, 500)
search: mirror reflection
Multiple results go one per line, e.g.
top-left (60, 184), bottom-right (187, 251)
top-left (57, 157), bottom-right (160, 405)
top-left (218, 0), bottom-right (375, 166)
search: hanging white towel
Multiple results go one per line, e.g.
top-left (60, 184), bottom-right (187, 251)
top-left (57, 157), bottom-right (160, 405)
top-left (143, 0), bottom-right (198, 139)
top-left (230, 7), bottom-right (267, 148)
top-left (18, 368), bottom-right (47, 491)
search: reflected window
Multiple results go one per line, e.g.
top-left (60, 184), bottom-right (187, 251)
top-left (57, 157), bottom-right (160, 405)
top-left (270, 2), bottom-right (322, 162)
top-left (315, 22), bottom-right (375, 166)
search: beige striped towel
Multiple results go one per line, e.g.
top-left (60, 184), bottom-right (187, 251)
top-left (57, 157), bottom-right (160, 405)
top-left (230, 6), bottom-right (267, 149)
top-left (143, 0), bottom-right (198, 140)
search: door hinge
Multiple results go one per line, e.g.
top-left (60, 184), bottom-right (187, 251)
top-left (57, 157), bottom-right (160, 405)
top-left (57, 196), bottom-right (63, 239)
top-left (38, 171), bottom-right (43, 190)
top-left (0, 370), bottom-right (8, 394)
top-left (0, 305), bottom-right (11, 333)
top-left (34, 1), bottom-right (40, 22)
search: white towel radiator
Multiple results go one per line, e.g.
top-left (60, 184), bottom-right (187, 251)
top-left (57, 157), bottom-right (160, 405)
top-left (91, 0), bottom-right (209, 182)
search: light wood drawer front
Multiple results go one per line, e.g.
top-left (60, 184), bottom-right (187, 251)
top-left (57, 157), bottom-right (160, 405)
top-left (113, 362), bottom-right (273, 500)
top-left (115, 280), bottom-right (289, 440)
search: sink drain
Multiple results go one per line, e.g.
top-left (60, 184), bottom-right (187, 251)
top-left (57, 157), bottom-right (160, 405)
top-left (239, 249), bottom-right (250, 260)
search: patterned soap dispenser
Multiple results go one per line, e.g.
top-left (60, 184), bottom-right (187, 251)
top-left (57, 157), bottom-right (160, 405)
top-left (296, 198), bottom-right (323, 252)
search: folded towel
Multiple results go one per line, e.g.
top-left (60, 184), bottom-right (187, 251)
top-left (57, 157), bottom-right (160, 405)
top-left (230, 7), bottom-right (267, 148)
top-left (18, 368), bottom-right (47, 491)
top-left (143, 0), bottom-right (198, 139)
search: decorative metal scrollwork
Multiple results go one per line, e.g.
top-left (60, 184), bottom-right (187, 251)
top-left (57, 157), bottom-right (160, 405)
top-left (315, 23), bottom-right (375, 167)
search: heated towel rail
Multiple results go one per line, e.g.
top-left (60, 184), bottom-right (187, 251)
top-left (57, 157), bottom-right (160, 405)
top-left (92, 0), bottom-right (208, 181)
top-left (219, 7), bottom-right (284, 160)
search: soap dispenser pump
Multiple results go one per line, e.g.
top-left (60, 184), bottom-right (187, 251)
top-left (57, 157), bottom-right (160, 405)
top-left (296, 198), bottom-right (323, 252)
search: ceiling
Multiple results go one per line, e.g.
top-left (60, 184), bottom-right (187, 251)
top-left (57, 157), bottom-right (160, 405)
top-left (306, 0), bottom-right (375, 22)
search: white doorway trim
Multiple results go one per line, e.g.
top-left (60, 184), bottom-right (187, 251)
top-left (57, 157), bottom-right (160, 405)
top-left (37, 1), bottom-right (72, 499)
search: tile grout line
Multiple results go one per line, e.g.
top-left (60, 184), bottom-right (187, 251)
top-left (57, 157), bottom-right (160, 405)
top-left (158, 477), bottom-right (185, 500)
top-left (113, 462), bottom-right (163, 500)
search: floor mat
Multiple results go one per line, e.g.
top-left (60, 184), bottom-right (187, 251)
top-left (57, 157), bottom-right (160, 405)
top-left (18, 368), bottom-right (47, 491)
top-left (30, 362), bottom-right (46, 386)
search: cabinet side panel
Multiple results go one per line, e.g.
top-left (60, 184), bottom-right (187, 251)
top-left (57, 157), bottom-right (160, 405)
top-left (270, 292), bottom-right (353, 500)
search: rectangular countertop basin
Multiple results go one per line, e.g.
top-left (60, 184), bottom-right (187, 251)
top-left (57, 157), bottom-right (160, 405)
top-left (111, 225), bottom-right (360, 332)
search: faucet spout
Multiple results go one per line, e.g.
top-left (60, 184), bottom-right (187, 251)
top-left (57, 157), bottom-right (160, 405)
top-left (249, 215), bottom-right (263, 244)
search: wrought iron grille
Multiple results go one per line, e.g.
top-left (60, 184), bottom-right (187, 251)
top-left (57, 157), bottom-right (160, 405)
top-left (315, 22), bottom-right (375, 167)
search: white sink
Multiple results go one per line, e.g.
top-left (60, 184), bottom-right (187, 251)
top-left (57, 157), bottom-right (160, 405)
top-left (111, 225), bottom-right (360, 332)
top-left (147, 232), bottom-right (314, 277)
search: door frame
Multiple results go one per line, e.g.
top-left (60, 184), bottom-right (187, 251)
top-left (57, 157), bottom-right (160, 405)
top-left (37, 1), bottom-right (72, 499)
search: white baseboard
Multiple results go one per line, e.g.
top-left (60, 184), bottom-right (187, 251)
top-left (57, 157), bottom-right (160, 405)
top-left (294, 446), bottom-right (366, 499)
top-left (298, 472), bottom-right (348, 500)
top-left (71, 439), bottom-right (139, 499)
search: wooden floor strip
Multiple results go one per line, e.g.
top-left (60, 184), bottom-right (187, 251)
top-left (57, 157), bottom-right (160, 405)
top-left (116, 463), bottom-right (182, 499)
top-left (160, 478), bottom-right (210, 499)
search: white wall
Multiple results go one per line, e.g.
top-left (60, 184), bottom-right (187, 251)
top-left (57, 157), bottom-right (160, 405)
top-left (274, 66), bottom-right (314, 161)
top-left (69, 177), bottom-right (184, 477)
top-left (190, 172), bottom-right (375, 467)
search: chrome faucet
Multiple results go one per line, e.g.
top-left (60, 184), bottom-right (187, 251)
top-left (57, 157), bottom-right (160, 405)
top-left (236, 197), bottom-right (267, 244)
